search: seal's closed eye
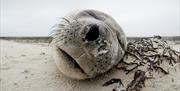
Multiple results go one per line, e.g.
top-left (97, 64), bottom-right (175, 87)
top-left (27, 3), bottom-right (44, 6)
top-left (85, 24), bottom-right (99, 41)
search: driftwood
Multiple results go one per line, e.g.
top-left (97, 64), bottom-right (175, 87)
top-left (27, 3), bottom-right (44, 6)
top-left (103, 36), bottom-right (180, 91)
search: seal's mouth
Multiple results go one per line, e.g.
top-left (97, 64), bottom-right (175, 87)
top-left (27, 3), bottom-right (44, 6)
top-left (57, 47), bottom-right (87, 75)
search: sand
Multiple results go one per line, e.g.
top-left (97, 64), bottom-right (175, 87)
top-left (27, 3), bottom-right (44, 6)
top-left (0, 39), bottom-right (180, 91)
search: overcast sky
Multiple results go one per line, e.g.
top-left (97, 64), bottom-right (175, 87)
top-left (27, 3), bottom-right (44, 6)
top-left (0, 0), bottom-right (179, 37)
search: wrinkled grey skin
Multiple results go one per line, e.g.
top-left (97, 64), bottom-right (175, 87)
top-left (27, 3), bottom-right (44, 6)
top-left (50, 10), bottom-right (127, 80)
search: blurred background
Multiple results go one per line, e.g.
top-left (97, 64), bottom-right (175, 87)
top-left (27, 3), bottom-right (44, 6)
top-left (0, 0), bottom-right (179, 37)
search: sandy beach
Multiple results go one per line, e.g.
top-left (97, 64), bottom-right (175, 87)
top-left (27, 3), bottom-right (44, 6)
top-left (0, 38), bottom-right (180, 91)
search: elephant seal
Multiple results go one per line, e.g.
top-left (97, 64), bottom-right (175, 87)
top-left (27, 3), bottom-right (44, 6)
top-left (50, 10), bottom-right (127, 80)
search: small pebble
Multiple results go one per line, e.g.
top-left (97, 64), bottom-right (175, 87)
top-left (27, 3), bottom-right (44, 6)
top-left (22, 69), bottom-right (29, 73)
top-left (21, 54), bottom-right (26, 56)
top-left (40, 52), bottom-right (45, 55)
top-left (14, 82), bottom-right (18, 85)
top-left (25, 76), bottom-right (28, 79)
top-left (171, 78), bottom-right (174, 82)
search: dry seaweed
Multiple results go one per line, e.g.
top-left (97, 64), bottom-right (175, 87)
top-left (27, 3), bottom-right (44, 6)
top-left (103, 36), bottom-right (180, 91)
top-left (126, 70), bottom-right (146, 91)
top-left (120, 36), bottom-right (180, 75)
top-left (103, 78), bottom-right (124, 87)
top-left (103, 78), bottom-right (125, 91)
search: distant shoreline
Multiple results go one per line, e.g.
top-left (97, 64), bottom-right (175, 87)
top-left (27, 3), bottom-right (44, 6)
top-left (0, 36), bottom-right (179, 43)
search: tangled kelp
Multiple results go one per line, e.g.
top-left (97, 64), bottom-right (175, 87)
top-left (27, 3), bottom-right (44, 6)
top-left (121, 36), bottom-right (180, 76)
top-left (103, 36), bottom-right (180, 91)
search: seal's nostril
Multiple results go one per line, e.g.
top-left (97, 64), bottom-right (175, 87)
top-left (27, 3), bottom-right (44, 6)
top-left (85, 24), bottom-right (99, 41)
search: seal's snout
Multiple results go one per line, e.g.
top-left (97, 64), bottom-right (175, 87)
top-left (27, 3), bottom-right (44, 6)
top-left (85, 24), bottom-right (99, 41)
top-left (51, 10), bottom-right (127, 80)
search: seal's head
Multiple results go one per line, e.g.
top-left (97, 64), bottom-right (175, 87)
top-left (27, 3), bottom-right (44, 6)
top-left (50, 10), bottom-right (127, 80)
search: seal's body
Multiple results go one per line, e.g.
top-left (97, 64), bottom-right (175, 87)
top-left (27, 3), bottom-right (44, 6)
top-left (51, 10), bottom-right (127, 79)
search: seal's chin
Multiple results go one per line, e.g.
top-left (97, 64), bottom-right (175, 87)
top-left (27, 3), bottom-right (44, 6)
top-left (52, 46), bottom-right (89, 79)
top-left (58, 48), bottom-right (86, 74)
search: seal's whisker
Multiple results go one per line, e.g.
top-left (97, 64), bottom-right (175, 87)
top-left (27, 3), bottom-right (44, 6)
top-left (53, 36), bottom-right (64, 41)
top-left (49, 18), bottom-right (71, 36)
top-left (50, 28), bottom-right (70, 36)
top-left (53, 39), bottom-right (64, 44)
top-left (61, 17), bottom-right (72, 25)
top-left (50, 24), bottom-right (66, 31)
